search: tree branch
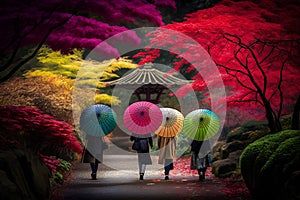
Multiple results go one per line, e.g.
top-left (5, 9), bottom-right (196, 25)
top-left (0, 2), bottom-right (61, 72)
top-left (0, 13), bottom-right (74, 83)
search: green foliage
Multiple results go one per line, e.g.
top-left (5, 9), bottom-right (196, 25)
top-left (57, 158), bottom-right (71, 173)
top-left (240, 130), bottom-right (300, 199)
top-left (52, 172), bottom-right (64, 185)
top-left (50, 159), bottom-right (72, 186)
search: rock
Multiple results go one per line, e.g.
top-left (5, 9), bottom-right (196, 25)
top-left (0, 149), bottom-right (50, 200)
top-left (14, 149), bottom-right (51, 199)
top-left (212, 141), bottom-right (226, 154)
top-left (212, 159), bottom-right (237, 178)
top-left (220, 140), bottom-right (246, 159)
top-left (0, 151), bottom-right (34, 199)
top-left (228, 150), bottom-right (243, 164)
top-left (212, 152), bottom-right (220, 162)
top-left (0, 170), bottom-right (22, 200)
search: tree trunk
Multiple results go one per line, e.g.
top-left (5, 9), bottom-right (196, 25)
top-left (292, 94), bottom-right (300, 130)
top-left (265, 102), bottom-right (281, 133)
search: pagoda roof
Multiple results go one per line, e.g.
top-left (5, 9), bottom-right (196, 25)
top-left (105, 63), bottom-right (192, 88)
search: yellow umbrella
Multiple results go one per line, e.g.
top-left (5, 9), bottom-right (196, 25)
top-left (155, 108), bottom-right (184, 137)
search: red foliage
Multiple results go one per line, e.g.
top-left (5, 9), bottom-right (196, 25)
top-left (136, 0), bottom-right (300, 123)
top-left (173, 156), bottom-right (251, 199)
top-left (173, 156), bottom-right (213, 177)
top-left (0, 106), bottom-right (83, 154)
top-left (221, 178), bottom-right (251, 200)
top-left (38, 154), bottom-right (61, 173)
top-left (132, 49), bottom-right (161, 65)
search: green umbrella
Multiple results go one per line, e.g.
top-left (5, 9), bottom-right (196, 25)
top-left (183, 109), bottom-right (220, 141)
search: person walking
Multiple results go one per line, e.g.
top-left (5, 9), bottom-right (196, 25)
top-left (130, 135), bottom-right (153, 180)
top-left (190, 140), bottom-right (211, 181)
top-left (157, 135), bottom-right (177, 180)
top-left (82, 134), bottom-right (108, 180)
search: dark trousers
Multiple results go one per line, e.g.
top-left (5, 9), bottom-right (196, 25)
top-left (197, 167), bottom-right (207, 175)
top-left (164, 159), bottom-right (174, 175)
top-left (90, 160), bottom-right (99, 174)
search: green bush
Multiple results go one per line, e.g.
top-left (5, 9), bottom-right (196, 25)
top-left (57, 158), bottom-right (71, 173)
top-left (226, 120), bottom-right (269, 143)
top-left (240, 130), bottom-right (300, 200)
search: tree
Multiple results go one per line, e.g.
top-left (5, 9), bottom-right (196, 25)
top-left (0, 0), bottom-right (176, 82)
top-left (133, 0), bottom-right (300, 132)
top-left (212, 34), bottom-right (298, 132)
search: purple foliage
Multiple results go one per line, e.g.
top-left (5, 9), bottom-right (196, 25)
top-left (0, 0), bottom-right (175, 57)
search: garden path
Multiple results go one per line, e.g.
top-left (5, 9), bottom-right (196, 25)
top-left (51, 137), bottom-right (250, 200)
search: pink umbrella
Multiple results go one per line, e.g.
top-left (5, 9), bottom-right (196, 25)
top-left (123, 101), bottom-right (162, 136)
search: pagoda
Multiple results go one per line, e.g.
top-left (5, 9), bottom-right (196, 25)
top-left (105, 63), bottom-right (192, 104)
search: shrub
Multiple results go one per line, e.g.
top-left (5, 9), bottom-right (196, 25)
top-left (226, 120), bottom-right (269, 143)
top-left (240, 130), bottom-right (300, 200)
top-left (0, 106), bottom-right (83, 159)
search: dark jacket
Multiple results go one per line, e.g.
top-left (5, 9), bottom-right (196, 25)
top-left (191, 140), bottom-right (203, 155)
top-left (130, 136), bottom-right (153, 153)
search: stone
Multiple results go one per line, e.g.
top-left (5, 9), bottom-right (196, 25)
top-left (212, 141), bottom-right (226, 154)
top-left (0, 170), bottom-right (22, 200)
top-left (0, 149), bottom-right (50, 200)
top-left (212, 152), bottom-right (220, 162)
top-left (220, 140), bottom-right (245, 159)
top-left (228, 150), bottom-right (243, 164)
top-left (212, 159), bottom-right (237, 178)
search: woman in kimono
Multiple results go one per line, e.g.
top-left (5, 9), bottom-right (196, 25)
top-left (130, 135), bottom-right (153, 180)
top-left (82, 134), bottom-right (107, 180)
top-left (157, 135), bottom-right (177, 180)
top-left (190, 140), bottom-right (211, 181)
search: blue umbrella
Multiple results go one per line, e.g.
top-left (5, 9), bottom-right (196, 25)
top-left (80, 104), bottom-right (117, 136)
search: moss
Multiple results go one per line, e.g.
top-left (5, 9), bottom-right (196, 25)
top-left (280, 114), bottom-right (296, 130)
top-left (240, 130), bottom-right (300, 199)
top-left (245, 129), bottom-right (269, 143)
top-left (262, 136), bottom-right (300, 173)
top-left (226, 120), bottom-right (269, 142)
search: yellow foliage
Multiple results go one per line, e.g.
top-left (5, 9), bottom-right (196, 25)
top-left (100, 57), bottom-right (137, 81)
top-left (24, 46), bottom-right (138, 97)
top-left (37, 46), bottom-right (82, 66)
top-left (94, 94), bottom-right (121, 105)
top-left (107, 57), bottom-right (137, 72)
top-left (24, 70), bottom-right (57, 78)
